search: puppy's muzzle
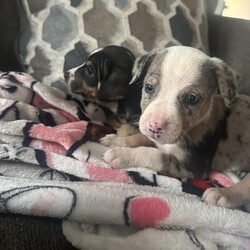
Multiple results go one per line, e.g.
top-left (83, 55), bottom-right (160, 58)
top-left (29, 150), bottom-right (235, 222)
top-left (64, 70), bottom-right (82, 93)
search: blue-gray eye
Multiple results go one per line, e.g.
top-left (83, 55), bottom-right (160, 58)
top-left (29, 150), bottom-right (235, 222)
top-left (184, 93), bottom-right (200, 104)
top-left (145, 83), bottom-right (154, 94)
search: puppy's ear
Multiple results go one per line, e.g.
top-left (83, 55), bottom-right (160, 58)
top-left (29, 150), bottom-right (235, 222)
top-left (211, 58), bottom-right (241, 107)
top-left (99, 57), bottom-right (112, 82)
top-left (130, 52), bottom-right (157, 84)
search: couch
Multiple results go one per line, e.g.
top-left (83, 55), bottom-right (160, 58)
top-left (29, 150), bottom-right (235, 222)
top-left (0, 0), bottom-right (249, 249)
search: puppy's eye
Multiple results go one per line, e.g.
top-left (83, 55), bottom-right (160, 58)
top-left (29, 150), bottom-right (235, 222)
top-left (184, 93), bottom-right (200, 104)
top-left (86, 66), bottom-right (94, 76)
top-left (145, 83), bottom-right (154, 94)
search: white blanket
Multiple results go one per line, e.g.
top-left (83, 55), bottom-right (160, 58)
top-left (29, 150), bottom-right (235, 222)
top-left (0, 72), bottom-right (249, 250)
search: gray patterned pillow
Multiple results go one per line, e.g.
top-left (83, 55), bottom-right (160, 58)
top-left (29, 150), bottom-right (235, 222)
top-left (19, 0), bottom-right (209, 89)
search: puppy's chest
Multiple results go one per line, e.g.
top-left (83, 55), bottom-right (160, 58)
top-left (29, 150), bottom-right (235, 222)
top-left (184, 139), bottom-right (220, 176)
top-left (157, 125), bottom-right (229, 178)
top-left (157, 143), bottom-right (211, 178)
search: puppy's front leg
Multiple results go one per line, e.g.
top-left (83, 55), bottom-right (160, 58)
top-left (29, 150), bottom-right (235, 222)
top-left (100, 133), bottom-right (153, 148)
top-left (103, 146), bottom-right (194, 178)
top-left (202, 173), bottom-right (250, 208)
top-left (104, 146), bottom-right (163, 171)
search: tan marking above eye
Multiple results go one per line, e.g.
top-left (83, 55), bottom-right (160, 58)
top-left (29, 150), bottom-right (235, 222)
top-left (86, 60), bottom-right (92, 66)
top-left (146, 74), bottom-right (160, 85)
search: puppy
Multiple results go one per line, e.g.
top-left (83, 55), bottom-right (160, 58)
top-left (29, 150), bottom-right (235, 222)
top-left (100, 52), bottom-right (158, 146)
top-left (65, 45), bottom-right (142, 129)
top-left (103, 46), bottom-right (250, 209)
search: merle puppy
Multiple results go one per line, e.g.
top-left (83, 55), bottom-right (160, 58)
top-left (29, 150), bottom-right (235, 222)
top-left (102, 46), bottom-right (250, 209)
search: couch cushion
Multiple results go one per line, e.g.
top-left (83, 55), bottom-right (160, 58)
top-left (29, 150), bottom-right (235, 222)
top-left (19, 0), bottom-right (209, 89)
top-left (208, 14), bottom-right (250, 95)
top-left (0, 0), bottom-right (26, 72)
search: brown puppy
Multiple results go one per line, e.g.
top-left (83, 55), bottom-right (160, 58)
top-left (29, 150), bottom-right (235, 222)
top-left (65, 45), bottom-right (134, 102)
top-left (102, 46), bottom-right (250, 209)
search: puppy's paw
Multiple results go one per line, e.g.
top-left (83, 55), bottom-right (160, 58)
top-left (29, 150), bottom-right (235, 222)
top-left (202, 187), bottom-right (242, 208)
top-left (100, 134), bottom-right (129, 147)
top-left (103, 147), bottom-right (132, 168)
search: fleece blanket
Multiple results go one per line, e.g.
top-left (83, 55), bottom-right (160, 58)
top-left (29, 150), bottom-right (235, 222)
top-left (0, 71), bottom-right (250, 250)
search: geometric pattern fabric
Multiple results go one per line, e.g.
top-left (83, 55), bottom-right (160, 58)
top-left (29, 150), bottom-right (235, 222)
top-left (20, 0), bottom-right (210, 88)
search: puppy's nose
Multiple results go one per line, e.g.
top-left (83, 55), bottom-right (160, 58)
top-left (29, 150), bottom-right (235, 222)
top-left (148, 121), bottom-right (167, 134)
